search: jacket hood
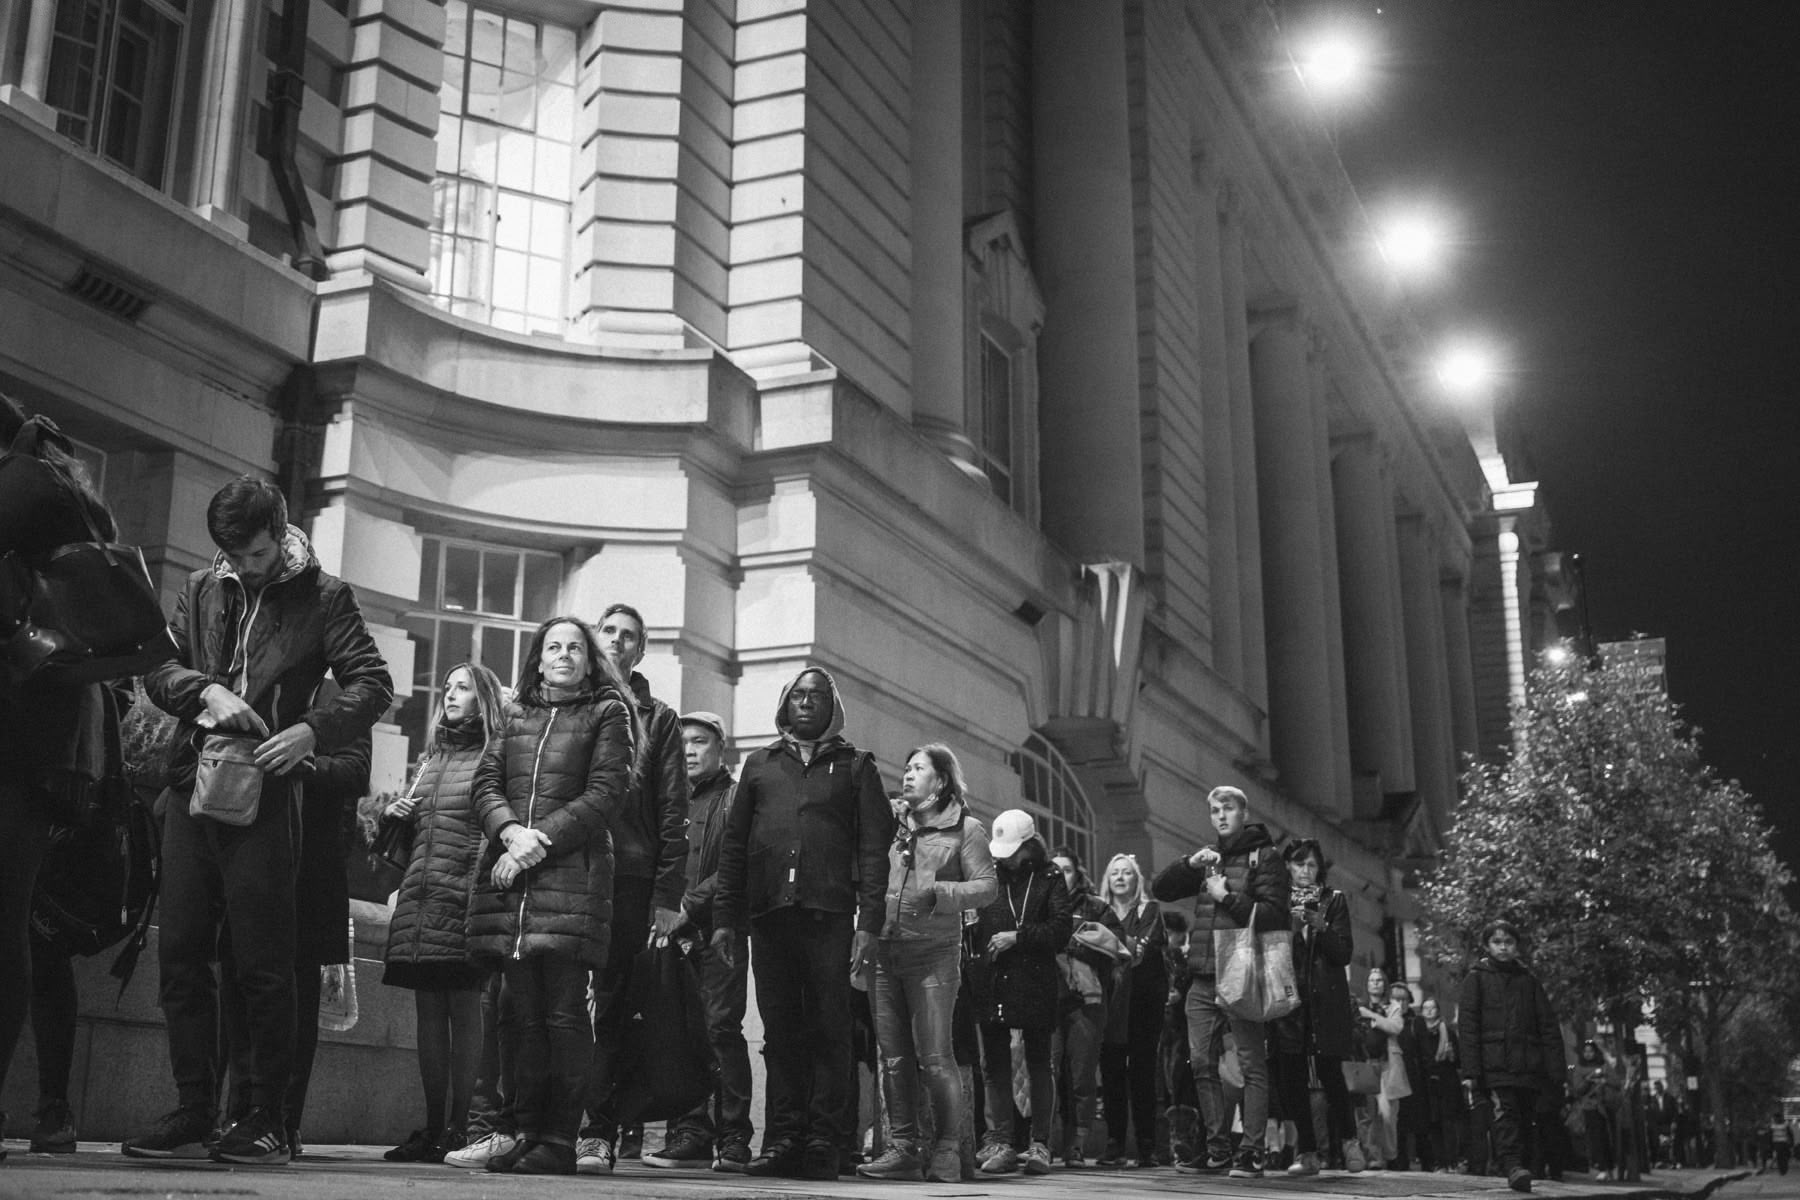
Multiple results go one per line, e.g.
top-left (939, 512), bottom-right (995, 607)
top-left (900, 793), bottom-right (968, 834)
top-left (627, 669), bottom-right (655, 712)
top-left (1219, 822), bottom-right (1275, 855)
top-left (211, 523), bottom-right (316, 589)
top-left (774, 664), bottom-right (847, 745)
top-left (1472, 954), bottom-right (1526, 975)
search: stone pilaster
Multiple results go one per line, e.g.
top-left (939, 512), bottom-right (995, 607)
top-left (1194, 157), bottom-right (1242, 688)
top-left (1220, 198), bottom-right (1266, 710)
top-left (909, 0), bottom-right (972, 462)
top-left (1397, 514), bottom-right (1458, 825)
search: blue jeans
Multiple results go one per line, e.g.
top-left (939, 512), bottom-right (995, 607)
top-left (872, 937), bottom-right (962, 1151)
top-left (1185, 975), bottom-right (1268, 1155)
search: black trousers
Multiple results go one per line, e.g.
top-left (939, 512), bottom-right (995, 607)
top-left (465, 970), bottom-right (513, 1136)
top-left (28, 934), bottom-right (75, 1108)
top-left (1487, 1085), bottom-right (1538, 1175)
top-left (502, 953), bottom-right (591, 1147)
top-left (583, 875), bottom-right (651, 1141)
top-left (0, 782), bottom-right (48, 1106)
top-left (669, 934), bottom-right (754, 1149)
top-left (158, 789), bottom-right (299, 1115)
top-left (752, 907), bottom-right (854, 1151)
top-left (1100, 981), bottom-right (1163, 1156)
top-left (220, 931), bottom-right (323, 1129)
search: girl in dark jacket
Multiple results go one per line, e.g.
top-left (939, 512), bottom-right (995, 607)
top-left (968, 810), bottom-right (1072, 1176)
top-left (467, 617), bottom-right (638, 1175)
top-left (1457, 919), bottom-right (1565, 1193)
top-left (0, 395), bottom-right (123, 1159)
top-left (380, 662), bottom-right (507, 1163)
top-left (1275, 838), bottom-right (1356, 1175)
top-left (1097, 852), bottom-right (1165, 1167)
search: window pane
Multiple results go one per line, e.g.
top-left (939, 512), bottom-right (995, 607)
top-left (529, 198), bottom-right (564, 257)
top-left (526, 256), bottom-right (563, 320)
top-left (502, 15), bottom-right (534, 73)
top-left (537, 82), bottom-right (572, 143)
top-left (439, 619), bottom-right (473, 669)
top-left (442, 544), bottom-right (479, 611)
top-left (522, 553), bottom-right (560, 619)
top-left (492, 248), bottom-right (529, 314)
top-left (466, 61), bottom-right (501, 121)
top-left (495, 189), bottom-right (531, 250)
top-left (533, 139), bottom-right (568, 197)
top-left (418, 537), bottom-right (440, 605)
top-left (541, 25), bottom-right (576, 83)
top-left (462, 122), bottom-right (499, 184)
top-left (481, 550), bottom-right (518, 615)
top-left (469, 6), bottom-right (502, 65)
top-left (399, 613), bottom-right (436, 686)
top-left (443, 0), bottom-right (467, 57)
top-left (498, 132), bottom-right (534, 198)
top-left (497, 68), bottom-right (535, 129)
top-left (436, 113), bottom-right (461, 172)
top-left (480, 625), bottom-right (516, 682)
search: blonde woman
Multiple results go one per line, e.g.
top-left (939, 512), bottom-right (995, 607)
top-left (1096, 854), bottom-right (1164, 1167)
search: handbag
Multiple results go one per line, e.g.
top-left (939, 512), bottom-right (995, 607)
top-left (1213, 907), bottom-right (1301, 1022)
top-left (1344, 1059), bottom-right (1383, 1095)
top-left (189, 732), bottom-right (266, 826)
top-left (0, 454), bottom-right (176, 687)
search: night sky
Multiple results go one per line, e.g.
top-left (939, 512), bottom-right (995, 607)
top-left (1309, 3), bottom-right (1800, 870)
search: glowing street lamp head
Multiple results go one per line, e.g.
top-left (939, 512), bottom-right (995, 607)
top-left (1296, 29), bottom-right (1370, 99)
top-left (1376, 208), bottom-right (1452, 278)
top-left (1436, 339), bottom-right (1501, 398)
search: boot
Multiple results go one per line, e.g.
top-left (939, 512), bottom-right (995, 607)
top-left (1170, 1106), bottom-right (1200, 1166)
top-left (1344, 1138), bottom-right (1367, 1173)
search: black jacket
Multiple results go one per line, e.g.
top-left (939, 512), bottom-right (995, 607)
top-left (969, 853), bottom-right (1074, 1031)
top-left (713, 668), bottom-right (892, 934)
top-left (144, 526), bottom-right (394, 795)
top-left (1278, 886), bottom-right (1354, 1058)
top-left (678, 766), bottom-right (734, 932)
top-left (295, 729), bottom-right (370, 964)
top-left (1456, 955), bottom-right (1565, 1091)
top-left (468, 685), bottom-right (633, 965)
top-left (614, 672), bottom-right (691, 912)
top-left (384, 721), bottom-right (484, 970)
top-left (1151, 821), bottom-right (1289, 978)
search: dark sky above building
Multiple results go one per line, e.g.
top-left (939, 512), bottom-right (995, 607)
top-left (1309, 2), bottom-right (1800, 868)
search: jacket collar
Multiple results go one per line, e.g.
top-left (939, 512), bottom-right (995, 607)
top-left (211, 524), bottom-right (316, 591)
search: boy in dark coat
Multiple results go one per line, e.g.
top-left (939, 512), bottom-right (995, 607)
top-left (1457, 919), bottom-right (1565, 1192)
top-left (1152, 784), bottom-right (1289, 1177)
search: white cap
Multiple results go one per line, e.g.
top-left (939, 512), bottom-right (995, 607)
top-left (989, 808), bottom-right (1040, 859)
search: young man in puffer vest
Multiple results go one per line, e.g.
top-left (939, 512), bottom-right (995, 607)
top-left (1151, 784), bottom-right (1289, 1178)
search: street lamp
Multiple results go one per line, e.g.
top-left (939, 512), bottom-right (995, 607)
top-left (1374, 205), bottom-right (1454, 282)
top-left (1434, 337), bottom-right (1502, 400)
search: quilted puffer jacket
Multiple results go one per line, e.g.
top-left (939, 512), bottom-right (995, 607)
top-left (468, 683), bottom-right (633, 966)
top-left (1150, 822), bottom-right (1289, 979)
top-left (384, 719), bottom-right (486, 969)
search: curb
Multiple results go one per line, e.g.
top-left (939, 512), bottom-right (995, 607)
top-left (1599, 1170), bottom-right (1753, 1200)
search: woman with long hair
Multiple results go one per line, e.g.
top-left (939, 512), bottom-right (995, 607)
top-left (467, 616), bottom-right (637, 1175)
top-left (1278, 838), bottom-right (1357, 1175)
top-left (0, 394), bottom-right (122, 1161)
top-left (855, 743), bottom-right (996, 1183)
top-left (1096, 853), bottom-right (1164, 1168)
top-left (380, 662), bottom-right (508, 1163)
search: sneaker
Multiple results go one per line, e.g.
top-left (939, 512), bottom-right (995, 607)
top-left (575, 1136), bottom-right (615, 1175)
top-left (746, 1139), bottom-right (805, 1178)
top-left (1229, 1147), bottom-right (1266, 1179)
top-left (30, 1103), bottom-right (76, 1153)
top-left (714, 1141), bottom-right (751, 1173)
top-left (926, 1145), bottom-right (962, 1184)
top-left (1096, 1143), bottom-right (1123, 1166)
top-left (1287, 1151), bottom-right (1322, 1177)
top-left (433, 1128), bottom-right (464, 1160)
top-left (857, 1144), bottom-right (924, 1180)
top-left (1509, 1167), bottom-right (1534, 1192)
top-left (514, 1141), bottom-right (578, 1175)
top-left (1021, 1142), bottom-right (1052, 1175)
top-left (1179, 1149), bottom-right (1234, 1174)
top-left (446, 1130), bottom-right (518, 1169)
top-left (1344, 1138), bottom-right (1366, 1173)
top-left (211, 1106), bottom-right (290, 1165)
top-left (122, 1105), bottom-right (215, 1160)
top-left (1065, 1146), bottom-right (1087, 1168)
top-left (800, 1140), bottom-right (840, 1180)
top-left (979, 1143), bottom-right (1020, 1175)
top-left (384, 1128), bottom-right (438, 1162)
top-left (645, 1130), bottom-right (714, 1170)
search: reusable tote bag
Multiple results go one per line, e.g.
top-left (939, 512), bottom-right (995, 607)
top-left (1213, 902), bottom-right (1300, 1021)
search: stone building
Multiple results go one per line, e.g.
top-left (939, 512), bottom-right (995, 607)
top-left (0, 0), bottom-right (1562, 1140)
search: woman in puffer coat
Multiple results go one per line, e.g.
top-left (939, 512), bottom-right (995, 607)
top-left (856, 743), bottom-right (996, 1184)
top-left (379, 662), bottom-right (507, 1163)
top-left (467, 616), bottom-right (638, 1176)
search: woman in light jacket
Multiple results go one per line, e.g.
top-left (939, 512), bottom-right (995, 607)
top-left (857, 744), bottom-right (996, 1184)
top-left (380, 662), bottom-right (506, 1163)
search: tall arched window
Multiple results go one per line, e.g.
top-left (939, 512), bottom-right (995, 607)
top-left (1008, 734), bottom-right (1096, 870)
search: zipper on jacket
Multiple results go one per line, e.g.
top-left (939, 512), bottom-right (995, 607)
top-left (513, 707), bottom-right (558, 960)
top-left (412, 751), bottom-right (440, 964)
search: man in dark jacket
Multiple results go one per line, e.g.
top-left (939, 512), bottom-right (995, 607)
top-left (712, 667), bottom-right (892, 1180)
top-left (643, 710), bottom-right (752, 1172)
top-left (1457, 919), bottom-right (1565, 1192)
top-left (577, 603), bottom-right (690, 1173)
top-left (127, 476), bottom-right (392, 1166)
top-left (1151, 784), bottom-right (1289, 1179)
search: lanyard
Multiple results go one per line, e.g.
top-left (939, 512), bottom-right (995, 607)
top-left (1007, 873), bottom-right (1034, 927)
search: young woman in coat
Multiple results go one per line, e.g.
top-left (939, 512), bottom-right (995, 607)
top-left (380, 662), bottom-right (506, 1163)
top-left (1096, 853), bottom-right (1165, 1168)
top-left (467, 617), bottom-right (638, 1176)
top-left (968, 810), bottom-right (1072, 1177)
top-left (1275, 838), bottom-right (1357, 1175)
top-left (856, 743), bottom-right (996, 1183)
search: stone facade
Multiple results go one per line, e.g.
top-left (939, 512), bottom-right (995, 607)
top-left (0, 0), bottom-right (1561, 1142)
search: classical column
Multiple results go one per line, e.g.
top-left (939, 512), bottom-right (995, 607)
top-left (1307, 337), bottom-right (1353, 813)
top-left (1440, 567), bottom-right (1480, 769)
top-left (190, 0), bottom-right (259, 233)
top-left (1031, 1), bottom-right (1143, 565)
top-left (1220, 198), bottom-right (1266, 708)
top-left (1251, 309), bottom-right (1339, 814)
top-left (1193, 156), bottom-right (1241, 687)
top-left (1330, 431), bottom-right (1414, 795)
top-left (1397, 513), bottom-right (1458, 826)
top-left (909, 0), bottom-right (975, 466)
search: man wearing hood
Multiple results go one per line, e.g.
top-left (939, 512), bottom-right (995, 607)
top-left (712, 667), bottom-right (893, 1179)
top-left (127, 475), bottom-right (392, 1166)
top-left (1152, 784), bottom-right (1290, 1179)
top-left (576, 603), bottom-right (691, 1173)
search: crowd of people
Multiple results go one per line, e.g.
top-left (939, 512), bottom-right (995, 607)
top-left (0, 392), bottom-right (1731, 1185)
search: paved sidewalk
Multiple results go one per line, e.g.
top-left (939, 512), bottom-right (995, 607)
top-left (0, 1142), bottom-right (1756, 1200)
